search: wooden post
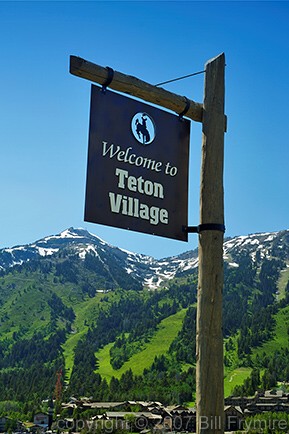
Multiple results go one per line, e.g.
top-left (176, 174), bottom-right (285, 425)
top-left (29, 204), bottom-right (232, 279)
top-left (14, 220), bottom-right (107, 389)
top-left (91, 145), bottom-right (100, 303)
top-left (196, 53), bottom-right (226, 434)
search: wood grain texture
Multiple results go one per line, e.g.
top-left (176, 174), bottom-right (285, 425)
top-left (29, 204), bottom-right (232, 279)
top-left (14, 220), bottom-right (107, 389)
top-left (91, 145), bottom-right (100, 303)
top-left (70, 56), bottom-right (203, 122)
top-left (196, 53), bottom-right (226, 434)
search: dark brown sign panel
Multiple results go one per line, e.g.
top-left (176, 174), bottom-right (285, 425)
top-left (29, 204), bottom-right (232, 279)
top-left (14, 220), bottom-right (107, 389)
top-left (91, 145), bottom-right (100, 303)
top-left (85, 85), bottom-right (190, 241)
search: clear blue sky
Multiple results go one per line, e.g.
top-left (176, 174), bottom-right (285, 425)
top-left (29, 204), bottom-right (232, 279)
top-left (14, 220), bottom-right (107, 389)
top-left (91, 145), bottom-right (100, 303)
top-left (1, 1), bottom-right (288, 259)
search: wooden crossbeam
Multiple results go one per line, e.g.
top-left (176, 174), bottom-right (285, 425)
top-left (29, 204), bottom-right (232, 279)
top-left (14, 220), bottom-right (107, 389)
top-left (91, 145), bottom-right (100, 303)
top-left (70, 55), bottom-right (203, 123)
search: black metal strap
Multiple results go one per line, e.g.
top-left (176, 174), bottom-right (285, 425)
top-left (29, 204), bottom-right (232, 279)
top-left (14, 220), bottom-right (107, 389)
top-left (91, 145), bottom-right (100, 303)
top-left (102, 66), bottom-right (114, 93)
top-left (179, 97), bottom-right (190, 120)
top-left (183, 224), bottom-right (226, 234)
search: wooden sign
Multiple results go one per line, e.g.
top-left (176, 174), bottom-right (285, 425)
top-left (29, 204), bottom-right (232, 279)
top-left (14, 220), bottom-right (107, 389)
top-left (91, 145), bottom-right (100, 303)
top-left (85, 85), bottom-right (190, 241)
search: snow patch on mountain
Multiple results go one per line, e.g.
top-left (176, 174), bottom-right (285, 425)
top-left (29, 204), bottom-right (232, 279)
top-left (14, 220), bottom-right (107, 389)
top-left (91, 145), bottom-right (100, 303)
top-left (37, 247), bottom-right (59, 257)
top-left (78, 245), bottom-right (99, 259)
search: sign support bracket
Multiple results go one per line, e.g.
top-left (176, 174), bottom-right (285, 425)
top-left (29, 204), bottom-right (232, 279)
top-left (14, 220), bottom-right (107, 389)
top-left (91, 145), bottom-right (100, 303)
top-left (184, 224), bottom-right (225, 234)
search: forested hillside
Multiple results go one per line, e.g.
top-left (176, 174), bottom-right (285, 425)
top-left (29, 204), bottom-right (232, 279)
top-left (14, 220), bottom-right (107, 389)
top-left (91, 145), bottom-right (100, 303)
top-left (0, 228), bottom-right (288, 418)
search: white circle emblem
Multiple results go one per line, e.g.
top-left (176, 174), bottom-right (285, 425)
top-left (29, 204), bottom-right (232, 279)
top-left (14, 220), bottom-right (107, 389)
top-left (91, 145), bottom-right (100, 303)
top-left (131, 112), bottom-right (156, 145)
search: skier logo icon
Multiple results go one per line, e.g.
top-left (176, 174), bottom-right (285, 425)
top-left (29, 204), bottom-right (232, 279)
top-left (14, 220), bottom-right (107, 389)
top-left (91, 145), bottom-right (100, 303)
top-left (131, 112), bottom-right (156, 145)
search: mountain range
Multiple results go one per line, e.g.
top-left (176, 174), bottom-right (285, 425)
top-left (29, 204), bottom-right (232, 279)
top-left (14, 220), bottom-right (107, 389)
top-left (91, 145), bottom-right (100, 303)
top-left (1, 227), bottom-right (288, 289)
top-left (0, 227), bottom-right (289, 409)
